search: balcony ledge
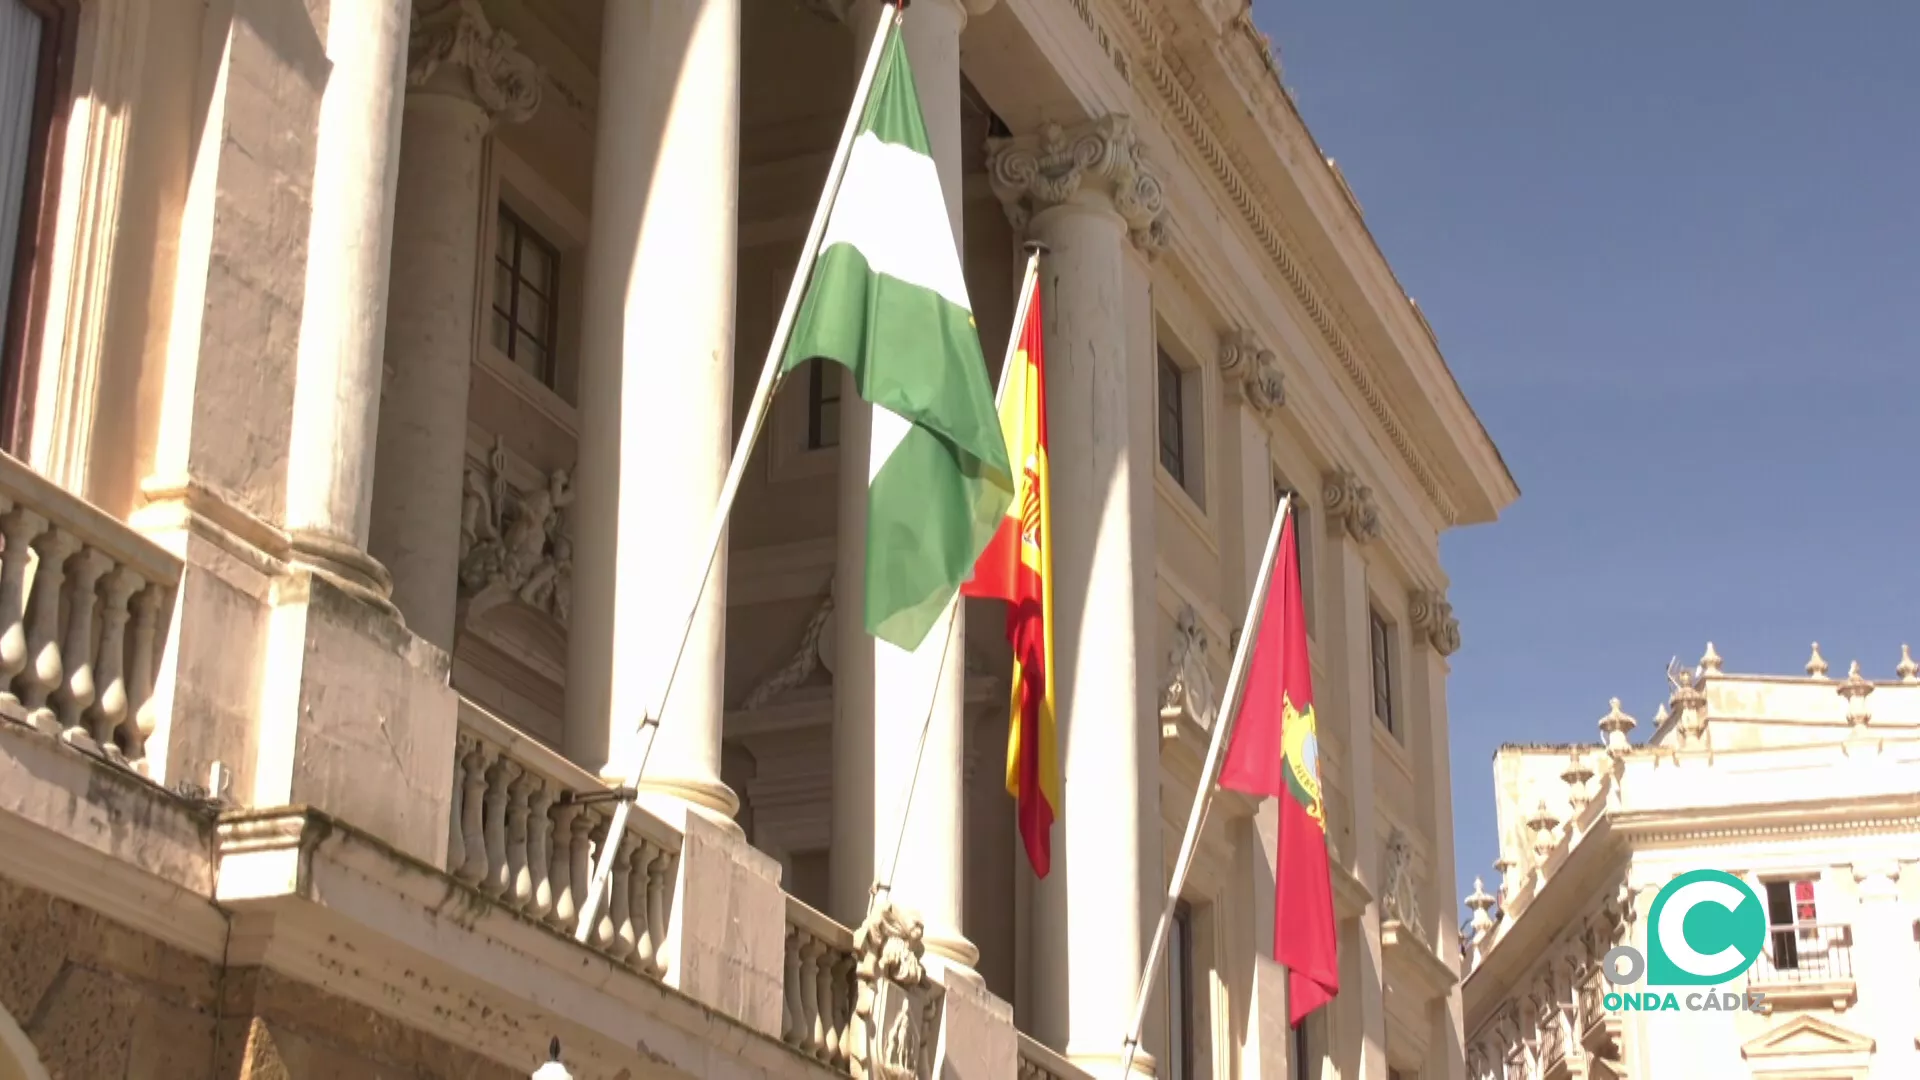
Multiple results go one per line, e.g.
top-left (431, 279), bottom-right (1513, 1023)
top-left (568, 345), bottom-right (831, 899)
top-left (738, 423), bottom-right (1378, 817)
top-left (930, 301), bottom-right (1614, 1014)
top-left (1748, 976), bottom-right (1857, 1014)
top-left (214, 806), bottom-right (842, 1080)
top-left (1382, 919), bottom-right (1459, 1002)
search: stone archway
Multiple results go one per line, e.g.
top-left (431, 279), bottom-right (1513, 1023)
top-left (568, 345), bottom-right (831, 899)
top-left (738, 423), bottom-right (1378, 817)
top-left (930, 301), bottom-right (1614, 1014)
top-left (0, 1004), bottom-right (49, 1080)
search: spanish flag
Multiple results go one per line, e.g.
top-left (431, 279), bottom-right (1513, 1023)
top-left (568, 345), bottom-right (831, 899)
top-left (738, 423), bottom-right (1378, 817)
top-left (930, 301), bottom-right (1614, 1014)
top-left (962, 268), bottom-right (1059, 878)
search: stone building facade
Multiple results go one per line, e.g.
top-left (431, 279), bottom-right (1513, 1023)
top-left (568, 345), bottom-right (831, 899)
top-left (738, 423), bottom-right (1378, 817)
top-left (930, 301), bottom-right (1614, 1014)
top-left (0, 0), bottom-right (1514, 1076)
top-left (1461, 646), bottom-right (1920, 1080)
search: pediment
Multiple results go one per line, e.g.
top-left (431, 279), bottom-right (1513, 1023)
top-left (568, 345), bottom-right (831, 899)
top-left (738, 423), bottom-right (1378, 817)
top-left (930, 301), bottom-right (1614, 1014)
top-left (1742, 1014), bottom-right (1875, 1059)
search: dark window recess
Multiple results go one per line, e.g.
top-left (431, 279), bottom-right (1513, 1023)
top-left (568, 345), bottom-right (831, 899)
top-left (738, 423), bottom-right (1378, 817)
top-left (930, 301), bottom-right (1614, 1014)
top-left (1157, 347), bottom-right (1185, 484)
top-left (491, 205), bottom-right (561, 389)
top-left (1166, 900), bottom-right (1195, 1080)
top-left (0, 0), bottom-right (78, 453)
top-left (806, 359), bottom-right (840, 450)
top-left (1370, 609), bottom-right (1395, 734)
top-left (1765, 878), bottom-right (1817, 970)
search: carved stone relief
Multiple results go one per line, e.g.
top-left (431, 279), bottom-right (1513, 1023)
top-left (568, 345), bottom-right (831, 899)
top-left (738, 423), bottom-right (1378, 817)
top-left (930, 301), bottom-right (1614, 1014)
top-left (1159, 603), bottom-right (1217, 730)
top-left (986, 115), bottom-right (1170, 254)
top-left (1321, 467), bottom-right (1382, 544)
top-left (738, 575), bottom-right (836, 711)
top-left (852, 903), bottom-right (942, 1080)
top-left (459, 437), bottom-right (575, 627)
top-left (1217, 330), bottom-right (1285, 415)
top-left (1380, 826), bottom-right (1429, 947)
top-left (1407, 589), bottom-right (1462, 657)
top-left (410, 0), bottom-right (543, 125)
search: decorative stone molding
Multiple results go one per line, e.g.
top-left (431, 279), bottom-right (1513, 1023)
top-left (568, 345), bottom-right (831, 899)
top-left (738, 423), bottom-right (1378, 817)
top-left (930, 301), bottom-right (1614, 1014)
top-left (1806, 641), bottom-right (1829, 679)
top-left (1217, 330), bottom-right (1285, 414)
top-left (1837, 661), bottom-right (1874, 727)
top-left (1321, 468), bottom-right (1382, 544)
top-left (1158, 603), bottom-right (1217, 731)
top-left (985, 115), bottom-right (1169, 253)
top-left (1698, 641), bottom-right (1723, 676)
top-left (458, 437), bottom-right (574, 626)
top-left (1380, 827), bottom-right (1428, 948)
top-left (1898, 644), bottom-right (1918, 683)
top-left (738, 576), bottom-right (835, 711)
top-left (1597, 697), bottom-right (1636, 754)
top-left (1406, 590), bottom-right (1461, 656)
top-left (1561, 751), bottom-right (1595, 829)
top-left (409, 0), bottom-right (544, 125)
top-left (1666, 663), bottom-right (1708, 749)
top-left (852, 903), bottom-right (942, 1080)
top-left (1526, 800), bottom-right (1560, 865)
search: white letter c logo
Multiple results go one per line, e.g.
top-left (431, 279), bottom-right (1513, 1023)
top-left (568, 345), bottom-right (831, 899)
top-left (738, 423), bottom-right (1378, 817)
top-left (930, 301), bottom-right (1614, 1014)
top-left (1657, 879), bottom-right (1749, 977)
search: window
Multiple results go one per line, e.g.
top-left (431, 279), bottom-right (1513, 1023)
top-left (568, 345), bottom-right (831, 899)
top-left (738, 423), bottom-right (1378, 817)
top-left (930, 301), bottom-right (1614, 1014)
top-left (806, 359), bottom-right (840, 449)
top-left (1292, 1013), bottom-right (1317, 1080)
top-left (1157, 346), bottom-right (1186, 486)
top-left (0, 0), bottom-right (74, 451)
top-left (1764, 878), bottom-right (1819, 969)
top-left (491, 204), bottom-right (561, 388)
top-left (1166, 900), bottom-right (1195, 1080)
top-left (1370, 608), bottom-right (1395, 735)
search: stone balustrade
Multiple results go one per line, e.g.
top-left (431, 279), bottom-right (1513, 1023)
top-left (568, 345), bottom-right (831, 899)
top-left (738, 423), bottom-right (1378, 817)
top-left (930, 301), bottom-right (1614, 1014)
top-left (783, 895), bottom-right (859, 1068)
top-left (449, 698), bottom-right (680, 975)
top-left (0, 452), bottom-right (177, 772)
top-left (1016, 1033), bottom-right (1095, 1080)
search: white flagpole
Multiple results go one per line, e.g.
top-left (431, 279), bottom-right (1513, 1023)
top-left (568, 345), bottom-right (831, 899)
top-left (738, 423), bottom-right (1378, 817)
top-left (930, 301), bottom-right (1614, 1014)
top-left (1117, 494), bottom-right (1292, 1077)
top-left (866, 241), bottom-right (1044, 918)
top-left (574, 1), bottom-right (906, 946)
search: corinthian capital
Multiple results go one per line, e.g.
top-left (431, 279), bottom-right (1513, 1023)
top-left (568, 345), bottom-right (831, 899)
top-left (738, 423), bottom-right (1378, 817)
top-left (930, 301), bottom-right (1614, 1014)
top-left (986, 115), bottom-right (1168, 253)
top-left (1407, 589), bottom-right (1461, 657)
top-left (1218, 330), bottom-right (1285, 415)
top-left (410, 0), bottom-right (543, 125)
top-left (1321, 467), bottom-right (1382, 544)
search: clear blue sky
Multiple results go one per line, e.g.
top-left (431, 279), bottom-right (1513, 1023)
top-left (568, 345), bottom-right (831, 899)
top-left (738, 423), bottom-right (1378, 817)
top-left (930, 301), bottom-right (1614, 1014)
top-left (1249, 2), bottom-right (1920, 920)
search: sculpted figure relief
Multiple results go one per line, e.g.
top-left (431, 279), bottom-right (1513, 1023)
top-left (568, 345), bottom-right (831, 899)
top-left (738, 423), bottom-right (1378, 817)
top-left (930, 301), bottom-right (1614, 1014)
top-left (459, 437), bottom-right (576, 626)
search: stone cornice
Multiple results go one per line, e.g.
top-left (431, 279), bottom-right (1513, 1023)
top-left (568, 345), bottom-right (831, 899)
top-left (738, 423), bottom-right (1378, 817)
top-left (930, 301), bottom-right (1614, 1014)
top-left (985, 115), bottom-right (1169, 254)
top-left (1035, 0), bottom-right (1517, 527)
top-left (410, 0), bottom-right (544, 125)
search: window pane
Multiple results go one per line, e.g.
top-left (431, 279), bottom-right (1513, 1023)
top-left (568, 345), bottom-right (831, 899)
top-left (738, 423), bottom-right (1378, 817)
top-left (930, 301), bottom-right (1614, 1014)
top-left (0, 2), bottom-right (43, 341)
top-left (517, 285), bottom-right (548, 338)
top-left (516, 332), bottom-right (546, 380)
top-left (521, 237), bottom-right (552, 290)
top-left (490, 311), bottom-right (512, 353)
top-left (493, 261), bottom-right (514, 312)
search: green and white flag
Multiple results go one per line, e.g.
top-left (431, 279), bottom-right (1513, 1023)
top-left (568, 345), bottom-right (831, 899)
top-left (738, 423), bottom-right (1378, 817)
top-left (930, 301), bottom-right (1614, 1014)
top-left (781, 23), bottom-right (1014, 652)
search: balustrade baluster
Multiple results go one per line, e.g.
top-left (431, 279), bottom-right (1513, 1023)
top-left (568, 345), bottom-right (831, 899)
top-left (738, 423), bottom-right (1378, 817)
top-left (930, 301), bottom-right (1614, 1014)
top-left (567, 811), bottom-right (593, 934)
top-left (52, 548), bottom-right (109, 745)
top-left (829, 951), bottom-right (855, 1066)
top-left (482, 758), bottom-right (516, 896)
top-left (456, 741), bottom-right (490, 883)
top-left (800, 935), bottom-right (826, 1057)
top-left (125, 586), bottom-right (161, 762)
top-left (447, 741), bottom-right (469, 874)
top-left (548, 800), bottom-right (580, 928)
top-left (589, 820), bottom-right (619, 949)
top-left (85, 567), bottom-right (141, 760)
top-left (526, 785), bottom-right (555, 918)
top-left (0, 506), bottom-right (42, 716)
top-left (783, 930), bottom-right (804, 1045)
top-left (613, 836), bottom-right (641, 961)
top-left (18, 529), bottom-right (79, 734)
top-left (505, 769), bottom-right (533, 909)
top-left (644, 848), bottom-right (671, 976)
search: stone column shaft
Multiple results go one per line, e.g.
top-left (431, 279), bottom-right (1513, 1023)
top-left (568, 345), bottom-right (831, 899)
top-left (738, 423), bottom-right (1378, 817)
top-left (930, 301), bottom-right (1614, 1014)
top-left (286, 0), bottom-right (411, 601)
top-left (370, 2), bottom-right (542, 652)
top-left (1409, 593), bottom-right (1466, 1080)
top-left (988, 114), bottom-right (1168, 1078)
top-left (829, 0), bottom-right (977, 978)
top-left (566, 0), bottom-right (741, 829)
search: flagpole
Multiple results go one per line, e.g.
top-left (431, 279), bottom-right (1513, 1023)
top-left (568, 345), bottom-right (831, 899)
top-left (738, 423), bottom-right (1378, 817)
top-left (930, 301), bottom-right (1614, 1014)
top-left (865, 241), bottom-right (1043, 921)
top-left (574, 1), bottom-right (906, 946)
top-left (1117, 494), bottom-right (1293, 1077)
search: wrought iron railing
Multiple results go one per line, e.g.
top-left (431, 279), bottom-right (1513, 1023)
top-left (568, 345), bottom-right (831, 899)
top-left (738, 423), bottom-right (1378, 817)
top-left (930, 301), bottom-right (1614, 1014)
top-left (1749, 922), bottom-right (1853, 984)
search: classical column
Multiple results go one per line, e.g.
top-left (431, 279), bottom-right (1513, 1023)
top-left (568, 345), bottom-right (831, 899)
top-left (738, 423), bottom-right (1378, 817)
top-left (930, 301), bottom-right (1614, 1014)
top-left (1321, 467), bottom-right (1389, 1080)
top-left (369, 1), bottom-right (542, 652)
top-left (565, 0), bottom-right (741, 828)
top-left (987, 115), bottom-right (1167, 1076)
top-left (1408, 589), bottom-right (1467, 1080)
top-left (285, 0), bottom-right (412, 607)
top-left (828, 0), bottom-right (989, 981)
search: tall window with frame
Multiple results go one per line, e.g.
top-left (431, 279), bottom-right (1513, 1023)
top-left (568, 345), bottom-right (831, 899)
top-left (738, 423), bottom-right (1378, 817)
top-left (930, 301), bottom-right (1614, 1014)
top-left (1157, 346), bottom-right (1186, 486)
top-left (806, 359), bottom-right (840, 450)
top-left (1763, 877), bottom-right (1819, 969)
top-left (491, 204), bottom-right (561, 390)
top-left (1165, 900), bottom-right (1195, 1080)
top-left (0, 0), bottom-right (73, 452)
top-left (1370, 607), bottom-right (1396, 736)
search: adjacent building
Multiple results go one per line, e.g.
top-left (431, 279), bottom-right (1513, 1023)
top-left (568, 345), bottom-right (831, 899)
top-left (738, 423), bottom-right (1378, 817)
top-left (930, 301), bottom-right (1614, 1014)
top-left (0, 0), bottom-right (1514, 1076)
top-left (1461, 646), bottom-right (1920, 1080)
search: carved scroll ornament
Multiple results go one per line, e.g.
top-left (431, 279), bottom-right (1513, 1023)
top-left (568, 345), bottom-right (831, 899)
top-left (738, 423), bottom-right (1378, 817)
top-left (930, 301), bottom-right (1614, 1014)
top-left (986, 115), bottom-right (1169, 253)
top-left (1159, 604), bottom-right (1217, 730)
top-left (1321, 467), bottom-right (1382, 544)
top-left (409, 0), bottom-right (544, 124)
top-left (1218, 330), bottom-right (1286, 415)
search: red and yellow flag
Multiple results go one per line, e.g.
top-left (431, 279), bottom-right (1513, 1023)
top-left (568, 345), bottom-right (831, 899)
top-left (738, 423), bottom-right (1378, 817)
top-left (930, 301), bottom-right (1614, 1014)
top-left (1217, 507), bottom-right (1339, 1024)
top-left (962, 273), bottom-right (1059, 878)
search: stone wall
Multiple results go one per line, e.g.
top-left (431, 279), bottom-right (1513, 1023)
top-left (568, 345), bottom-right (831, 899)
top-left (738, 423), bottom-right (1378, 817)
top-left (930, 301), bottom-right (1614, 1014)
top-left (0, 876), bottom-right (526, 1079)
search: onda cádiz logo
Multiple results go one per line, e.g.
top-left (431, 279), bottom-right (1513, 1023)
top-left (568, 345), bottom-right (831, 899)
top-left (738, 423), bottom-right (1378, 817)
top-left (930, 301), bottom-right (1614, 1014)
top-left (1601, 870), bottom-right (1770, 1014)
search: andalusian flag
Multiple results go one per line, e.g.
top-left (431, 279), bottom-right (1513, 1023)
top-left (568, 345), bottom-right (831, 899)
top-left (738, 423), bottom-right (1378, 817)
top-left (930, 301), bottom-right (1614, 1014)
top-left (963, 269), bottom-right (1059, 877)
top-left (781, 21), bottom-right (1013, 652)
top-left (1218, 505), bottom-right (1339, 1024)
